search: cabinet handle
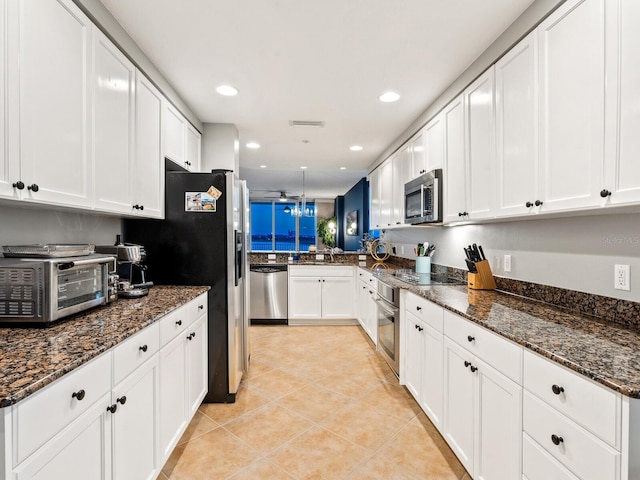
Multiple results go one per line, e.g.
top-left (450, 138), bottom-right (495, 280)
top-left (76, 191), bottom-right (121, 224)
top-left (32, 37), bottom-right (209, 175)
top-left (117, 395), bottom-right (127, 405)
top-left (600, 189), bottom-right (611, 198)
top-left (12, 181), bottom-right (24, 190)
top-left (458, 211), bottom-right (468, 217)
top-left (467, 335), bottom-right (475, 343)
top-left (416, 306), bottom-right (422, 311)
top-left (551, 434), bottom-right (564, 446)
top-left (139, 205), bottom-right (144, 211)
top-left (535, 200), bottom-right (543, 207)
top-left (133, 204), bottom-right (140, 210)
top-left (551, 384), bottom-right (564, 395)
top-left (187, 333), bottom-right (195, 340)
top-left (198, 304), bottom-right (204, 310)
top-left (322, 279), bottom-right (325, 282)
top-left (470, 365), bottom-right (478, 373)
top-left (27, 183), bottom-right (39, 192)
top-left (176, 320), bottom-right (182, 326)
top-left (72, 389), bottom-right (85, 401)
top-left (107, 404), bottom-right (118, 414)
top-left (414, 324), bottom-right (419, 330)
top-left (525, 201), bottom-right (533, 208)
top-left (368, 290), bottom-right (373, 294)
top-left (417, 326), bottom-right (423, 332)
top-left (139, 345), bottom-right (148, 352)
top-left (190, 331), bottom-right (196, 338)
top-left (464, 361), bottom-right (471, 368)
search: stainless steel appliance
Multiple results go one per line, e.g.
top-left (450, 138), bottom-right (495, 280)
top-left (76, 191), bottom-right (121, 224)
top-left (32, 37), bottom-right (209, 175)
top-left (376, 280), bottom-right (400, 376)
top-left (123, 165), bottom-right (249, 403)
top-left (0, 254), bottom-right (117, 326)
top-left (404, 169), bottom-right (443, 224)
top-left (250, 264), bottom-right (288, 325)
top-left (96, 236), bottom-right (153, 298)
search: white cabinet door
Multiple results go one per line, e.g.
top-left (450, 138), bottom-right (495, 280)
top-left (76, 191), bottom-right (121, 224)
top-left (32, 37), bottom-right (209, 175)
top-left (495, 31), bottom-right (539, 217)
top-left (603, 0), bottom-right (640, 206)
top-left (368, 167), bottom-right (381, 229)
top-left (538, 0), bottom-right (605, 212)
top-left (465, 67), bottom-right (496, 220)
top-left (357, 282), bottom-right (368, 330)
top-left (186, 315), bottom-right (207, 416)
top-left (474, 357), bottom-right (522, 480)
top-left (111, 355), bottom-right (160, 480)
top-left (379, 158), bottom-right (393, 228)
top-left (422, 322), bottom-right (444, 431)
top-left (410, 130), bottom-right (426, 179)
top-left (185, 124), bottom-right (201, 173)
top-left (443, 338), bottom-right (475, 474)
top-left (392, 150), bottom-right (406, 225)
top-left (134, 72), bottom-right (163, 218)
top-left (424, 113), bottom-right (444, 171)
top-left (443, 94), bottom-right (467, 222)
top-left (18, 0), bottom-right (92, 208)
top-left (92, 29), bottom-right (135, 214)
top-left (0, 0), bottom-right (17, 200)
top-left (163, 101), bottom-right (186, 168)
top-left (158, 334), bottom-right (187, 464)
top-left (366, 288), bottom-right (378, 345)
top-left (288, 277), bottom-right (322, 319)
top-left (321, 276), bottom-right (356, 319)
top-left (403, 312), bottom-right (423, 401)
top-left (14, 393), bottom-right (111, 480)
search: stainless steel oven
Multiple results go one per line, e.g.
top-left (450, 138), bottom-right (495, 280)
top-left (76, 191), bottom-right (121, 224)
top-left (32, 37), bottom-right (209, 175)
top-left (404, 168), bottom-right (443, 224)
top-left (376, 280), bottom-right (400, 376)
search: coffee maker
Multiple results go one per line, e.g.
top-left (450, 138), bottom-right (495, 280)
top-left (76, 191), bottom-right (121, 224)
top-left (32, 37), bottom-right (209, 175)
top-left (96, 235), bottom-right (153, 298)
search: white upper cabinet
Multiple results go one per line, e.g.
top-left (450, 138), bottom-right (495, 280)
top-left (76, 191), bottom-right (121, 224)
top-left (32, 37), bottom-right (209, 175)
top-left (537, 0), bottom-right (606, 213)
top-left (603, 0), bottom-right (640, 206)
top-left (92, 29), bottom-right (135, 214)
top-left (0, 0), bottom-right (15, 200)
top-left (443, 94), bottom-right (467, 223)
top-left (163, 100), bottom-right (200, 172)
top-left (16, 0), bottom-right (93, 208)
top-left (133, 72), bottom-right (163, 218)
top-left (392, 147), bottom-right (409, 225)
top-left (369, 167), bottom-right (381, 229)
top-left (185, 124), bottom-right (201, 173)
top-left (424, 113), bottom-right (444, 172)
top-left (464, 67), bottom-right (496, 220)
top-left (409, 130), bottom-right (426, 179)
top-left (495, 31), bottom-right (539, 217)
top-left (379, 158), bottom-right (393, 228)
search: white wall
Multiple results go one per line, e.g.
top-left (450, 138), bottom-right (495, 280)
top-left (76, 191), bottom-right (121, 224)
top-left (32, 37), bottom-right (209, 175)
top-left (0, 204), bottom-right (121, 246)
top-left (201, 124), bottom-right (239, 173)
top-left (383, 212), bottom-right (640, 302)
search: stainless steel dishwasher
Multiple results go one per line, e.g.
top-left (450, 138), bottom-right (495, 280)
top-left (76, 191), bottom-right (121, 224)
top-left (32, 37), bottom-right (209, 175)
top-left (249, 264), bottom-right (288, 324)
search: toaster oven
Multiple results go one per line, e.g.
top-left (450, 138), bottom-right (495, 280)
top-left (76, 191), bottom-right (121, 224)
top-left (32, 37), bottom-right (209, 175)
top-left (0, 254), bottom-right (117, 326)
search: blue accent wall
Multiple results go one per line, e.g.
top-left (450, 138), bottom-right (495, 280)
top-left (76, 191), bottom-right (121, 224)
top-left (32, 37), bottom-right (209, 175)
top-left (337, 178), bottom-right (369, 251)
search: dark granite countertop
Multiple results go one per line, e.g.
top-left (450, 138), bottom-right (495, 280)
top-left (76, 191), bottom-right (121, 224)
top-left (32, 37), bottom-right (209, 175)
top-left (368, 267), bottom-right (640, 398)
top-left (0, 285), bottom-right (209, 408)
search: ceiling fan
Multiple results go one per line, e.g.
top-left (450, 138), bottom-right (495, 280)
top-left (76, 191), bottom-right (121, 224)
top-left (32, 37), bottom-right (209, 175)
top-left (257, 190), bottom-right (300, 201)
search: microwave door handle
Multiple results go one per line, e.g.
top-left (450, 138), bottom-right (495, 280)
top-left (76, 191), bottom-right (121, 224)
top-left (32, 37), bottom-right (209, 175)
top-left (420, 184), bottom-right (426, 216)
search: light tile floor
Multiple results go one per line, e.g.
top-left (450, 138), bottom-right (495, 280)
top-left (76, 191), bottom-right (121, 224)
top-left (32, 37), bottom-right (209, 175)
top-left (159, 325), bottom-right (470, 480)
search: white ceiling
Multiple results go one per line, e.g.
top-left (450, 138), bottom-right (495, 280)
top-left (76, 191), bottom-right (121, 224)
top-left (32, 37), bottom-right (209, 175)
top-left (99, 0), bottom-right (535, 200)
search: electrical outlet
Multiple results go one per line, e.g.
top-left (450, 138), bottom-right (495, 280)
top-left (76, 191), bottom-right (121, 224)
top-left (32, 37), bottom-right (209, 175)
top-left (615, 264), bottom-right (630, 291)
top-left (504, 254), bottom-right (512, 273)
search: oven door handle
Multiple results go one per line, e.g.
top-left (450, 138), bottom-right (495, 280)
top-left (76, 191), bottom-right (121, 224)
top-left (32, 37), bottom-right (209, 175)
top-left (374, 298), bottom-right (399, 317)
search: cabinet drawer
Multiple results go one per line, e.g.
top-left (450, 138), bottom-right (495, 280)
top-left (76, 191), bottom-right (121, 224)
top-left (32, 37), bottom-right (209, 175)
top-left (189, 293), bottom-right (208, 321)
top-left (289, 265), bottom-right (353, 277)
top-left (14, 352), bottom-right (112, 464)
top-left (113, 322), bottom-right (160, 385)
top-left (404, 292), bottom-right (443, 333)
top-left (357, 269), bottom-right (373, 282)
top-left (523, 392), bottom-right (620, 480)
top-left (443, 311), bottom-right (522, 383)
top-left (159, 305), bottom-right (189, 347)
top-left (523, 433), bottom-right (580, 480)
top-left (524, 350), bottom-right (620, 447)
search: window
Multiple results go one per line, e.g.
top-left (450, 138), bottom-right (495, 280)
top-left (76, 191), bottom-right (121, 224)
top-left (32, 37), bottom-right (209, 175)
top-left (250, 201), bottom-right (316, 251)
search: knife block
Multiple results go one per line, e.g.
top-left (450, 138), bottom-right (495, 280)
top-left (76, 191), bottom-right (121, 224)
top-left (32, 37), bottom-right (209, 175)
top-left (468, 260), bottom-right (497, 290)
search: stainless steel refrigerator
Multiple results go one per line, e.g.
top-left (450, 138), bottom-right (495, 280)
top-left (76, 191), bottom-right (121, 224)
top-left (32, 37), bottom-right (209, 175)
top-left (124, 166), bottom-right (249, 403)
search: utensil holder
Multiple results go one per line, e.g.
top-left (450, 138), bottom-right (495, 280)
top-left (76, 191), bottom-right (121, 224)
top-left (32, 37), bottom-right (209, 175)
top-left (467, 259), bottom-right (496, 290)
top-left (415, 256), bottom-right (431, 274)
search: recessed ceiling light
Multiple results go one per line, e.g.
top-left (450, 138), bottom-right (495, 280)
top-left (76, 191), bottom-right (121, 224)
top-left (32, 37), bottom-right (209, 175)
top-left (259, 165), bottom-right (267, 168)
top-left (300, 166), bottom-right (308, 170)
top-left (378, 91), bottom-right (400, 103)
top-left (340, 167), bottom-right (347, 170)
top-left (216, 85), bottom-right (238, 96)
top-left (246, 142), bottom-right (260, 149)
top-left (349, 145), bottom-right (363, 151)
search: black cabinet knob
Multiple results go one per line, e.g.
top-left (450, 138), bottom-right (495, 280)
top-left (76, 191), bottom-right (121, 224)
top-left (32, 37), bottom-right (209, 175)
top-left (414, 324), bottom-right (419, 330)
top-left (467, 335), bottom-right (475, 343)
top-left (139, 345), bottom-right (148, 352)
top-left (368, 290), bottom-right (373, 294)
top-left (470, 365), bottom-right (478, 373)
top-left (107, 404), bottom-right (118, 414)
top-left (190, 331), bottom-right (196, 338)
top-left (418, 326), bottom-right (423, 332)
top-left (535, 200), bottom-right (543, 207)
top-left (552, 384), bottom-right (564, 395)
top-left (416, 306), bottom-right (422, 311)
top-left (464, 361), bottom-right (471, 368)
top-left (551, 434), bottom-right (564, 446)
top-left (139, 205), bottom-right (144, 211)
top-left (117, 396), bottom-right (127, 405)
top-left (133, 204), bottom-right (139, 210)
top-left (458, 212), bottom-right (464, 217)
top-left (72, 389), bottom-right (85, 401)
top-left (187, 333), bottom-right (194, 340)
top-left (198, 305), bottom-right (204, 310)
top-left (12, 181), bottom-right (24, 190)
top-left (600, 189), bottom-right (611, 198)
top-left (27, 184), bottom-right (39, 192)
top-left (176, 320), bottom-right (182, 326)
top-left (525, 201), bottom-right (533, 208)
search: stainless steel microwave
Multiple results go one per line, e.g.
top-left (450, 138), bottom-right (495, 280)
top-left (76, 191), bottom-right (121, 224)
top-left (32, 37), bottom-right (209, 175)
top-left (0, 254), bottom-right (117, 326)
top-left (404, 169), bottom-right (443, 224)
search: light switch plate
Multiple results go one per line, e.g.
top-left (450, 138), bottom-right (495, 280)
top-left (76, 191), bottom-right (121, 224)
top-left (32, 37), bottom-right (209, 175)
top-left (358, 255), bottom-right (367, 260)
top-left (315, 254), bottom-right (325, 261)
top-left (267, 254), bottom-right (276, 260)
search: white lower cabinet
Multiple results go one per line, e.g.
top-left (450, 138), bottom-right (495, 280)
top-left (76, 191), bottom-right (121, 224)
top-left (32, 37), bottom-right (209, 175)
top-left (357, 272), bottom-right (378, 345)
top-left (4, 294), bottom-right (207, 480)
